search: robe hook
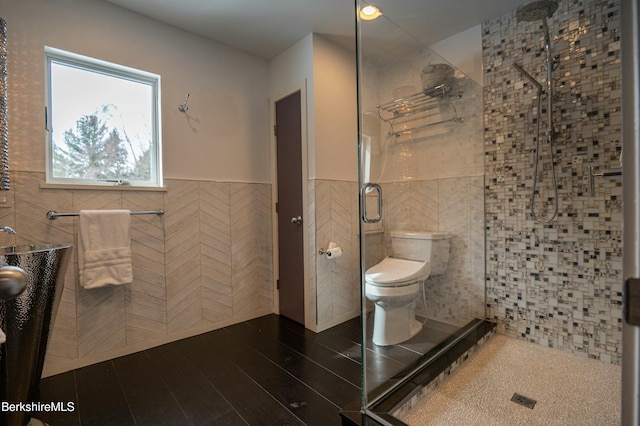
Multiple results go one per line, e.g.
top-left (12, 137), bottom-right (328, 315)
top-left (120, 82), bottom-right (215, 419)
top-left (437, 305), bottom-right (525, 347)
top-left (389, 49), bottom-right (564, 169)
top-left (178, 93), bottom-right (190, 112)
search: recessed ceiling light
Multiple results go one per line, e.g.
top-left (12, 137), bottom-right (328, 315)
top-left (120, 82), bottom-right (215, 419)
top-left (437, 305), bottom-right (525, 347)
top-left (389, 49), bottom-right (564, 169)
top-left (360, 5), bottom-right (383, 21)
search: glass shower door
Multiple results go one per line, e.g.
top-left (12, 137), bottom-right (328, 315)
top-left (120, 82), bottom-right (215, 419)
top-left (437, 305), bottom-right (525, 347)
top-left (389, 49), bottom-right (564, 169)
top-left (356, 0), bottom-right (488, 418)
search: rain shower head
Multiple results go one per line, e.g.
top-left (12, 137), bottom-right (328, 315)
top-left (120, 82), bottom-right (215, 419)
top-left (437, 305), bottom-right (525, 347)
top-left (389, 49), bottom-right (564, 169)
top-left (516, 0), bottom-right (559, 22)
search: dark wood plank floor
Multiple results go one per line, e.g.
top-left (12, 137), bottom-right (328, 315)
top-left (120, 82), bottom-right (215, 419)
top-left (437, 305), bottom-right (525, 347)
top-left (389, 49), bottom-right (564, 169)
top-left (34, 314), bottom-right (457, 425)
top-left (36, 314), bottom-right (361, 426)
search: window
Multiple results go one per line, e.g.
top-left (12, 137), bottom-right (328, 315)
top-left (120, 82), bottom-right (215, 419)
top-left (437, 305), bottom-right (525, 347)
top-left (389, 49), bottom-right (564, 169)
top-left (45, 47), bottom-right (162, 187)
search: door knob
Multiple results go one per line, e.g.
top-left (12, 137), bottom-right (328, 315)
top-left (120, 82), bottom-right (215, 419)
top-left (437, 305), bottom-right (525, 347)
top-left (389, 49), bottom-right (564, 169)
top-left (291, 216), bottom-right (302, 224)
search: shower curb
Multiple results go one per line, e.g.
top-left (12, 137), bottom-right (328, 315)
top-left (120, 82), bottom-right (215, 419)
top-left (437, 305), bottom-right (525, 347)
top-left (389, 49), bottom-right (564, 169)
top-left (340, 319), bottom-right (496, 425)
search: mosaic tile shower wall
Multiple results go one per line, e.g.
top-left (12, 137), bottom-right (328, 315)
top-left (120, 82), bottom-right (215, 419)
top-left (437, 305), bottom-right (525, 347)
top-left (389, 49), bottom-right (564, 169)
top-left (482, 0), bottom-right (622, 363)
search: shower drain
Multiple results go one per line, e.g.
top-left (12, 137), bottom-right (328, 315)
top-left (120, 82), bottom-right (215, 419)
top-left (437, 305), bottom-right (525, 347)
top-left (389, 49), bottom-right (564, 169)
top-left (511, 393), bottom-right (537, 409)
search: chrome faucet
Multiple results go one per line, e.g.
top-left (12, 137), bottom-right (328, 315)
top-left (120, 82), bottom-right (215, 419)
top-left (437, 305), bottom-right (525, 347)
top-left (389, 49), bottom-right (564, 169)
top-left (0, 226), bottom-right (16, 235)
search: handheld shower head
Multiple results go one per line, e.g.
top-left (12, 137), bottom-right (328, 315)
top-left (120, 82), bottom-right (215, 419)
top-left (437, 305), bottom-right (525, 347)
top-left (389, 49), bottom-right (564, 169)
top-left (514, 0), bottom-right (560, 224)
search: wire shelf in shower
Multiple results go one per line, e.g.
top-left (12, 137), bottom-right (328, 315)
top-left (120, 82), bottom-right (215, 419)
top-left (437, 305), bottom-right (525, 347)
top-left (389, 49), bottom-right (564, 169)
top-left (377, 85), bottom-right (464, 138)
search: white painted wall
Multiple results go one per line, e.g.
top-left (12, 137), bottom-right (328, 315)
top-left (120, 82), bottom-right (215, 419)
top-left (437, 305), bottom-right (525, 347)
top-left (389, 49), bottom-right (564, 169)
top-left (268, 34), bottom-right (315, 177)
top-left (2, 0), bottom-right (271, 183)
top-left (312, 35), bottom-right (358, 181)
top-left (269, 34), bottom-right (358, 181)
top-left (269, 34), bottom-right (359, 330)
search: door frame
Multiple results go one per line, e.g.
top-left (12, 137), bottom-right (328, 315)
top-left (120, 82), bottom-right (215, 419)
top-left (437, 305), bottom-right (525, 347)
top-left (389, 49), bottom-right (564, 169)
top-left (622, 0), bottom-right (640, 422)
top-left (269, 80), bottom-right (311, 328)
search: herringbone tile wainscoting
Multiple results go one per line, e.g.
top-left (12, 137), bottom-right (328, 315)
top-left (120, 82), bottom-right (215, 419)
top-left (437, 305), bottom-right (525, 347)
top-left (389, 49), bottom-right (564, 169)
top-left (8, 171), bottom-right (274, 376)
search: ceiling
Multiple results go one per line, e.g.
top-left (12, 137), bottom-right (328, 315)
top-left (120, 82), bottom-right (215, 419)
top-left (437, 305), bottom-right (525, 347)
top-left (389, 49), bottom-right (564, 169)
top-left (102, 0), bottom-right (520, 60)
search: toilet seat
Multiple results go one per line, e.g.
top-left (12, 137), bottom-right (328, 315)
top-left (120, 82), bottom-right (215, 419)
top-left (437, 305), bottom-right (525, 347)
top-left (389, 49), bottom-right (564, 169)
top-left (365, 282), bottom-right (420, 298)
top-left (365, 257), bottom-right (431, 287)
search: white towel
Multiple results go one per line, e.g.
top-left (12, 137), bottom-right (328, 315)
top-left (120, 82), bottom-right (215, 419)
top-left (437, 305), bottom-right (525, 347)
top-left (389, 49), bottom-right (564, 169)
top-left (78, 210), bottom-right (133, 289)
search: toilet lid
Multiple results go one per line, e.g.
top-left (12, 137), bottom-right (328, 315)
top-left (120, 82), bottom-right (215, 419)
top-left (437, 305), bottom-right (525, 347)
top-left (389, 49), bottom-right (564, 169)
top-left (365, 257), bottom-right (430, 286)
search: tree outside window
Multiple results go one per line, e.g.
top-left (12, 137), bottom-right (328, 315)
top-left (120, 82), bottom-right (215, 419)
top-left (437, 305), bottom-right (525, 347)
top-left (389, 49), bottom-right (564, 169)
top-left (45, 47), bottom-right (161, 187)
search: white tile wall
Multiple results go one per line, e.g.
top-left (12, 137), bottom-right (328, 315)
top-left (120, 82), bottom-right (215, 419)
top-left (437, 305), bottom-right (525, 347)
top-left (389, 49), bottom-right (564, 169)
top-left (358, 44), bottom-right (487, 330)
top-left (5, 172), bottom-right (273, 375)
top-left (382, 177), bottom-right (485, 327)
top-left (312, 179), bottom-right (360, 329)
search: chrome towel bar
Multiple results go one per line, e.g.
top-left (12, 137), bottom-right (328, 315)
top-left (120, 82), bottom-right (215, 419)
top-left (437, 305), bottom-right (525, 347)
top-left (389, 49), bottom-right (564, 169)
top-left (46, 210), bottom-right (164, 220)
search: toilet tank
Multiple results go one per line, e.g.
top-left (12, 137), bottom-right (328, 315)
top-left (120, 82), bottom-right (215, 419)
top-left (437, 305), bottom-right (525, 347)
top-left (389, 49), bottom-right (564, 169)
top-left (390, 231), bottom-right (451, 275)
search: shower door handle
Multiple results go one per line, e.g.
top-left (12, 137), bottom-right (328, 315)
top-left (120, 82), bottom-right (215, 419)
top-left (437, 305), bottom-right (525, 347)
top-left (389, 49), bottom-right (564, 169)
top-left (361, 183), bottom-right (382, 224)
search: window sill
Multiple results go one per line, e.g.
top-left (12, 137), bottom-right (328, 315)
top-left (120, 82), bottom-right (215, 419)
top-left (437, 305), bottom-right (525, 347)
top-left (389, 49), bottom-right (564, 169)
top-left (40, 183), bottom-right (167, 192)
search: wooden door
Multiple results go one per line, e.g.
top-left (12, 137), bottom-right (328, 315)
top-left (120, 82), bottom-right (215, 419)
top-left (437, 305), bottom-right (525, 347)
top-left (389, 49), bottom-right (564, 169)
top-left (275, 91), bottom-right (305, 325)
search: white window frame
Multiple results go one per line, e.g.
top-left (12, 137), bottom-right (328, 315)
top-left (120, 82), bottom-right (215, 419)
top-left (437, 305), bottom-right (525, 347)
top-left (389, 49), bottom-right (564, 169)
top-left (44, 47), bottom-right (162, 187)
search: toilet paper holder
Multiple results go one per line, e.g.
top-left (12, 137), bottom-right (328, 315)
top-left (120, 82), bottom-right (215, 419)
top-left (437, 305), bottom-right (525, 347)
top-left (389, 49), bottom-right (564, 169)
top-left (319, 241), bottom-right (342, 258)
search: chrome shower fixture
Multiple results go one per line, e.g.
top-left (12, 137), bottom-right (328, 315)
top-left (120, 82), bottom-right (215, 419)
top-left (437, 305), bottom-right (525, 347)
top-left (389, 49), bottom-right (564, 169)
top-left (513, 0), bottom-right (560, 224)
top-left (516, 0), bottom-right (558, 51)
top-left (512, 62), bottom-right (542, 92)
top-left (516, 0), bottom-right (559, 22)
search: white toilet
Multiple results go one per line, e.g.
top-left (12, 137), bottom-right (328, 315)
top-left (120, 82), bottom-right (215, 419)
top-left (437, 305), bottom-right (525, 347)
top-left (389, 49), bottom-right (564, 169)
top-left (365, 230), bottom-right (451, 346)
